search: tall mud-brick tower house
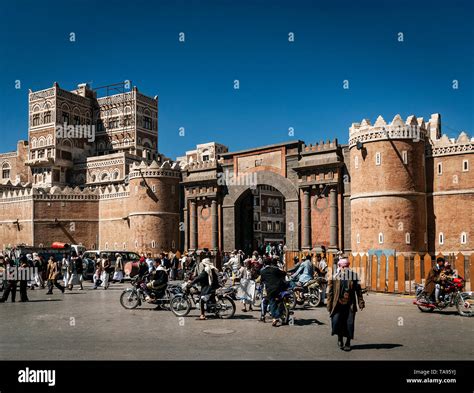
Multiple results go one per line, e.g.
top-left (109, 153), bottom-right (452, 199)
top-left (349, 114), bottom-right (429, 254)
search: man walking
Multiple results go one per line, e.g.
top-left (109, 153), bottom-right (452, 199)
top-left (46, 256), bottom-right (65, 295)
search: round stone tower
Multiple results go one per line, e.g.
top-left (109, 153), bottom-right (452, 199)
top-left (128, 160), bottom-right (181, 255)
top-left (349, 114), bottom-right (428, 254)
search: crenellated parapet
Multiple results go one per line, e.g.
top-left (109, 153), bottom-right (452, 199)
top-left (128, 160), bottom-right (181, 180)
top-left (349, 114), bottom-right (427, 148)
top-left (427, 132), bottom-right (474, 157)
top-left (301, 139), bottom-right (338, 153)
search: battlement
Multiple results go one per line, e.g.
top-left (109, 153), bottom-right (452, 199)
top-left (349, 114), bottom-right (428, 148)
top-left (185, 160), bottom-right (218, 171)
top-left (427, 131), bottom-right (474, 157)
top-left (301, 139), bottom-right (338, 153)
top-left (129, 160), bottom-right (181, 179)
top-left (0, 182), bottom-right (133, 202)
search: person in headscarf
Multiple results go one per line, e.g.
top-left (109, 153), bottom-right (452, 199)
top-left (327, 258), bottom-right (365, 351)
top-left (187, 258), bottom-right (220, 320)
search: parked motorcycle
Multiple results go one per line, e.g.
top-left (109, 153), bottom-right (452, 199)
top-left (119, 274), bottom-right (181, 310)
top-left (170, 283), bottom-right (236, 319)
top-left (413, 277), bottom-right (474, 317)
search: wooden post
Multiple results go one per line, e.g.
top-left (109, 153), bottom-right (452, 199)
top-left (354, 254), bottom-right (360, 272)
top-left (361, 254), bottom-right (367, 288)
top-left (455, 252), bottom-right (465, 279)
top-left (371, 255), bottom-right (378, 291)
top-left (470, 254), bottom-right (474, 292)
top-left (414, 253), bottom-right (422, 284)
top-left (388, 255), bottom-right (395, 293)
top-left (397, 255), bottom-right (405, 294)
top-left (423, 254), bottom-right (432, 283)
top-left (378, 255), bottom-right (387, 292)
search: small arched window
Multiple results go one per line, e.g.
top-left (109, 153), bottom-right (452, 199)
top-left (460, 232), bottom-right (467, 245)
top-left (405, 233), bottom-right (411, 244)
top-left (378, 232), bottom-right (384, 244)
top-left (2, 163), bottom-right (11, 179)
top-left (439, 232), bottom-right (444, 245)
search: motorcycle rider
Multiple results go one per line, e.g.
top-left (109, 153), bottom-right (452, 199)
top-left (290, 255), bottom-right (314, 291)
top-left (144, 259), bottom-right (169, 305)
top-left (187, 258), bottom-right (220, 320)
top-left (315, 251), bottom-right (328, 305)
top-left (424, 257), bottom-right (445, 303)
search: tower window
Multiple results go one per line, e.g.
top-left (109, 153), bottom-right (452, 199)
top-left (438, 232), bottom-right (444, 245)
top-left (460, 232), bottom-right (467, 245)
top-left (402, 150), bottom-right (408, 165)
top-left (44, 111), bottom-right (51, 123)
top-left (437, 162), bottom-right (442, 175)
top-left (462, 160), bottom-right (469, 172)
top-left (405, 232), bottom-right (411, 244)
top-left (32, 114), bottom-right (40, 126)
top-left (62, 112), bottom-right (69, 124)
top-left (143, 116), bottom-right (152, 130)
top-left (356, 233), bottom-right (360, 244)
top-left (151, 240), bottom-right (156, 248)
top-left (2, 163), bottom-right (11, 179)
top-left (354, 156), bottom-right (359, 169)
top-left (378, 232), bottom-right (384, 244)
top-left (375, 152), bottom-right (381, 166)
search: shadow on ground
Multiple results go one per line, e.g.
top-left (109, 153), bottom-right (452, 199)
top-left (350, 343), bottom-right (403, 350)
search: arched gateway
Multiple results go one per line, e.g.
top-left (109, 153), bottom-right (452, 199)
top-left (222, 170), bottom-right (299, 252)
top-left (180, 140), bottom-right (348, 255)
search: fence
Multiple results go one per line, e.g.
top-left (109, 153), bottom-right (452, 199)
top-left (284, 251), bottom-right (474, 293)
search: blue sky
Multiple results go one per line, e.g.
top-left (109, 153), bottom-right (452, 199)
top-left (0, 0), bottom-right (472, 159)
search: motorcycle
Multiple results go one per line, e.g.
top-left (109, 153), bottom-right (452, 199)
top-left (288, 275), bottom-right (323, 309)
top-left (170, 282), bottom-right (236, 319)
top-left (119, 274), bottom-right (181, 310)
top-left (413, 277), bottom-right (474, 317)
top-left (276, 289), bottom-right (295, 325)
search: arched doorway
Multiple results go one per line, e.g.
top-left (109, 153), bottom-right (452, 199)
top-left (235, 185), bottom-right (286, 255)
top-left (222, 170), bottom-right (300, 252)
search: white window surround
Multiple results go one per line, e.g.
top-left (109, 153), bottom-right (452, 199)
top-left (405, 232), bottom-right (411, 244)
top-left (462, 160), bottom-right (469, 172)
top-left (354, 156), bottom-right (359, 169)
top-left (375, 152), bottom-right (381, 166)
top-left (460, 232), bottom-right (467, 245)
top-left (402, 150), bottom-right (408, 165)
top-left (437, 162), bottom-right (442, 175)
top-left (439, 232), bottom-right (444, 245)
top-left (378, 232), bottom-right (384, 244)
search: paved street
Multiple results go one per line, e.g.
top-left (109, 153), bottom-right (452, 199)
top-left (1, 281), bottom-right (473, 361)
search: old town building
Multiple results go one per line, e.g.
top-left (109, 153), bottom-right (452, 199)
top-left (0, 82), bottom-right (472, 256)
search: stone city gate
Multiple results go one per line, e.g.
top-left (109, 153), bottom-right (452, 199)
top-left (180, 140), bottom-right (349, 255)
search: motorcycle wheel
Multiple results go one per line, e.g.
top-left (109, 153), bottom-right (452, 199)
top-left (456, 294), bottom-right (474, 317)
top-left (253, 291), bottom-right (263, 308)
top-left (416, 295), bottom-right (434, 313)
top-left (170, 295), bottom-right (191, 317)
top-left (120, 290), bottom-right (140, 309)
top-left (281, 299), bottom-right (292, 325)
top-left (309, 290), bottom-right (321, 307)
top-left (217, 296), bottom-right (236, 319)
top-left (289, 292), bottom-right (298, 310)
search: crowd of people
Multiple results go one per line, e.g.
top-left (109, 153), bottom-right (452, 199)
top-left (1, 244), bottom-right (369, 351)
